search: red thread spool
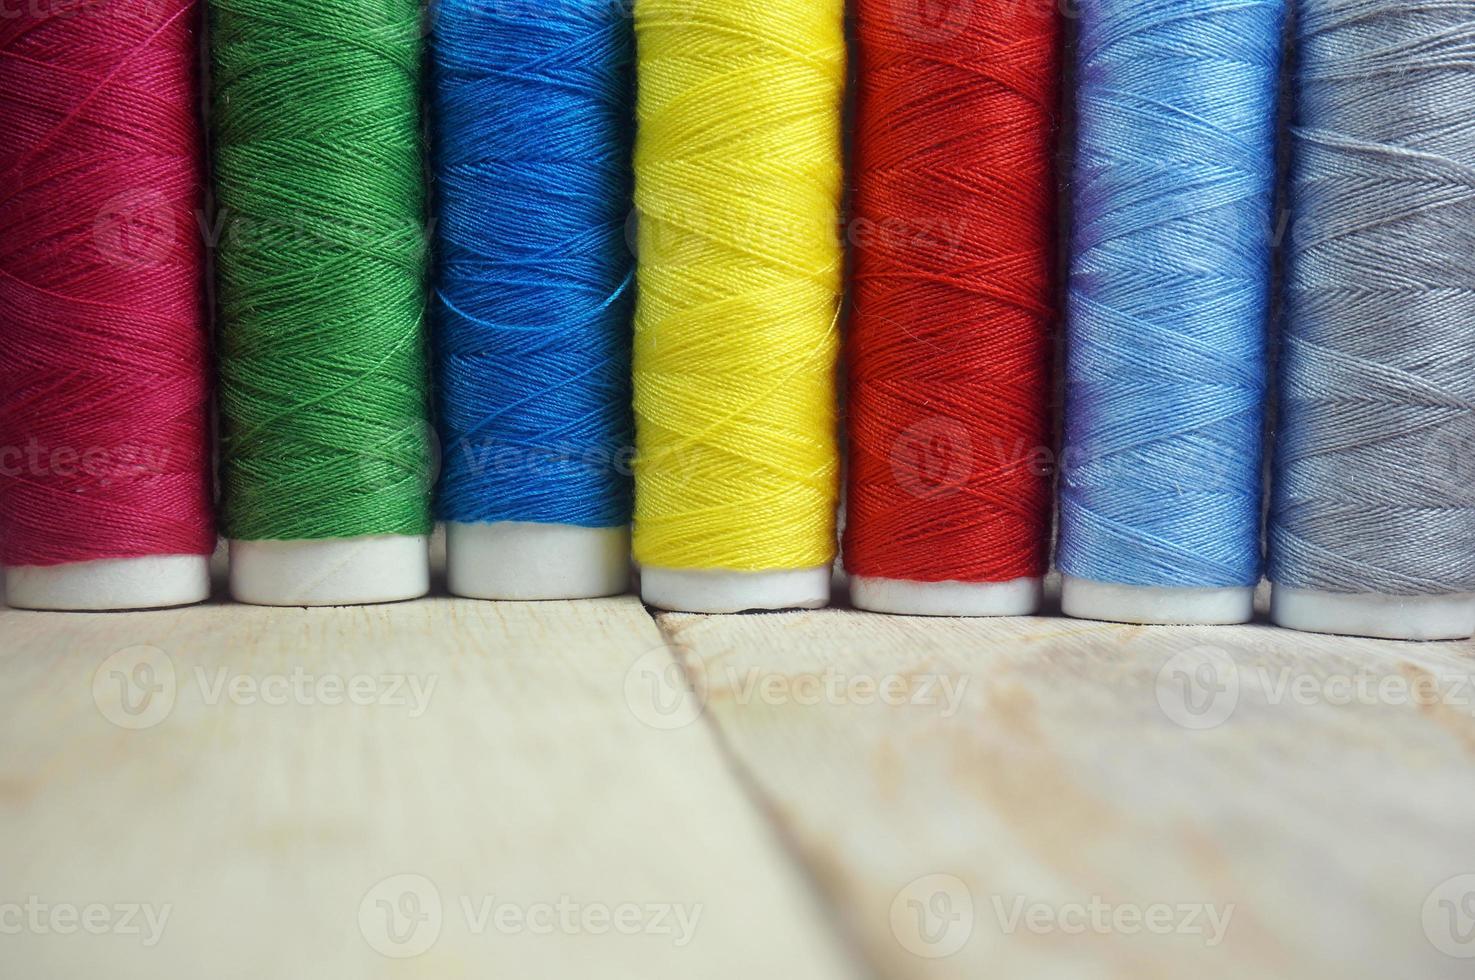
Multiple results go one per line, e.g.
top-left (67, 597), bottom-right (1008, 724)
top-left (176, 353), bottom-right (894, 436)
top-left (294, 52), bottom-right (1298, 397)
top-left (844, 0), bottom-right (1059, 616)
top-left (0, 0), bottom-right (214, 609)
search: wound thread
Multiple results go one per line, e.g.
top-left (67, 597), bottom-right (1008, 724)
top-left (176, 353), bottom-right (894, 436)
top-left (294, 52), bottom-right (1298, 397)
top-left (212, 0), bottom-right (433, 542)
top-left (431, 0), bottom-right (635, 530)
top-left (1060, 0), bottom-right (1284, 589)
top-left (844, 0), bottom-right (1059, 585)
top-left (631, 0), bottom-right (845, 572)
top-left (0, 0), bottom-right (215, 567)
top-left (1271, 0), bottom-right (1475, 596)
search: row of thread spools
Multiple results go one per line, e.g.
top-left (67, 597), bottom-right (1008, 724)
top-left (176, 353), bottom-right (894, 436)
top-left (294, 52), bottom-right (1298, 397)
top-left (0, 0), bottom-right (1470, 641)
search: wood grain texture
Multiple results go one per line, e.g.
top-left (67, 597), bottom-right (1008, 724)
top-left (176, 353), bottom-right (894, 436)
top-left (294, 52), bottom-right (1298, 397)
top-left (658, 608), bottom-right (1475, 980)
top-left (0, 597), bottom-right (857, 980)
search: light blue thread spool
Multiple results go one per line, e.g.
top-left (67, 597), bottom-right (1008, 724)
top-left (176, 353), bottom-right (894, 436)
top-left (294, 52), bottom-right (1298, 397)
top-left (1058, 0), bottom-right (1285, 625)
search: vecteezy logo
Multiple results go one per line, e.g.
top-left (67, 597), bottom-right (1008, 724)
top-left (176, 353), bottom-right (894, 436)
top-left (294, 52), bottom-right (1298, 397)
top-left (1438, 416), bottom-right (1475, 490)
top-left (1425, 874), bottom-right (1475, 958)
top-left (93, 646), bottom-right (177, 730)
top-left (890, 873), bottom-right (973, 959)
top-left (357, 419), bottom-right (442, 495)
top-left (1156, 645), bottom-right (1240, 730)
top-left (624, 645), bottom-right (706, 731)
top-left (92, 189), bottom-right (176, 269)
top-left (891, 0), bottom-right (973, 43)
top-left (891, 417), bottom-right (973, 499)
top-left (359, 874), bottom-right (442, 959)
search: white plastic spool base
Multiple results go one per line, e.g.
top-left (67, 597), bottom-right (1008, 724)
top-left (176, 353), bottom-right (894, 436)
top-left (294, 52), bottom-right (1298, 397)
top-left (850, 575), bottom-right (1042, 618)
top-left (3, 554), bottom-right (210, 611)
top-left (1271, 585), bottom-right (1475, 642)
top-left (1062, 575), bottom-right (1255, 626)
top-left (229, 535), bottom-right (429, 607)
top-left (641, 566), bottom-right (830, 614)
top-left (447, 522), bottom-right (629, 600)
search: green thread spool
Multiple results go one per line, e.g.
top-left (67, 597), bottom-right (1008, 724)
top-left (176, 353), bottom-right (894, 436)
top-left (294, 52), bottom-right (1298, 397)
top-left (211, 0), bottom-right (434, 605)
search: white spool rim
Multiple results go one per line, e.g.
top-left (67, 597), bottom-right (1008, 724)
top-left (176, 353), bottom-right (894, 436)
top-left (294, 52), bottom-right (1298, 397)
top-left (850, 575), bottom-right (1042, 618)
top-left (446, 521), bottom-right (629, 600)
top-left (640, 565), bottom-right (831, 614)
top-left (1061, 576), bottom-right (1255, 626)
top-left (229, 535), bottom-right (429, 607)
top-left (3, 554), bottom-right (211, 611)
top-left (1271, 585), bottom-right (1475, 642)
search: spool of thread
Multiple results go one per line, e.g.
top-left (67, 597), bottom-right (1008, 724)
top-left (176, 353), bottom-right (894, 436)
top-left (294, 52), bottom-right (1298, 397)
top-left (844, 0), bottom-right (1059, 618)
top-left (212, 0), bottom-right (433, 606)
top-left (1058, 0), bottom-right (1284, 627)
top-left (631, 0), bottom-right (845, 613)
top-left (1270, 0), bottom-right (1475, 641)
top-left (0, 0), bottom-right (214, 610)
top-left (431, 0), bottom-right (635, 601)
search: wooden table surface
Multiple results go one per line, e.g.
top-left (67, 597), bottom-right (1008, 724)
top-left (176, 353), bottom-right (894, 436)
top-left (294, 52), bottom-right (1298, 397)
top-left (3, 576), bottom-right (1473, 979)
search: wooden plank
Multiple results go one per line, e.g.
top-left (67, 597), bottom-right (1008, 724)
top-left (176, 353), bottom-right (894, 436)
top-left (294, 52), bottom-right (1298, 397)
top-left (0, 597), bottom-right (858, 980)
top-left (658, 608), bottom-right (1475, 980)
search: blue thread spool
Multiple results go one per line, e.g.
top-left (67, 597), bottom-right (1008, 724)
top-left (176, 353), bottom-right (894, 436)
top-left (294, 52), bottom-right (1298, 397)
top-left (1058, 0), bottom-right (1284, 625)
top-left (430, 0), bottom-right (635, 599)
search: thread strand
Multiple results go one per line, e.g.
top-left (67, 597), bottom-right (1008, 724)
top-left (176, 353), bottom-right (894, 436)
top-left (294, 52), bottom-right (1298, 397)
top-left (1060, 0), bottom-right (1284, 589)
top-left (632, 0), bottom-right (845, 572)
top-left (431, 0), bottom-right (635, 529)
top-left (845, 0), bottom-right (1059, 585)
top-left (212, 0), bottom-right (433, 542)
top-left (0, 0), bottom-right (214, 567)
top-left (1271, 0), bottom-right (1475, 596)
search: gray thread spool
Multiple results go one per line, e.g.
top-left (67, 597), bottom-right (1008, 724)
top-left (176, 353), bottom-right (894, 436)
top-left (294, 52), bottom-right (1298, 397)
top-left (1270, 0), bottom-right (1475, 640)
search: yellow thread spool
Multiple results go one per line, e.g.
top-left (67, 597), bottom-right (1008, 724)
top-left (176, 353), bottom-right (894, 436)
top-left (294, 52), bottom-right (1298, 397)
top-left (632, 0), bottom-right (845, 613)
